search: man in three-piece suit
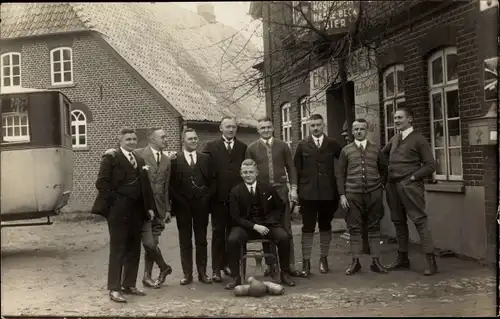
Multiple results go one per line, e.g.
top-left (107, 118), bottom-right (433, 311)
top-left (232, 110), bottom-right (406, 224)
top-left (105, 128), bottom-right (173, 288)
top-left (225, 159), bottom-right (296, 290)
top-left (294, 114), bottom-right (343, 277)
top-left (170, 128), bottom-right (215, 285)
top-left (202, 116), bottom-right (247, 283)
top-left (91, 128), bottom-right (157, 303)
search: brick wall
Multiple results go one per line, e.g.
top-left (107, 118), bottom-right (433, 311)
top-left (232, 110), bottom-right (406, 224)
top-left (1, 32), bottom-right (182, 211)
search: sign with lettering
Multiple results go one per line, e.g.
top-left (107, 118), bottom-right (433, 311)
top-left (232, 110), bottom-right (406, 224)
top-left (292, 1), bottom-right (359, 36)
top-left (309, 62), bottom-right (337, 134)
top-left (350, 69), bottom-right (380, 145)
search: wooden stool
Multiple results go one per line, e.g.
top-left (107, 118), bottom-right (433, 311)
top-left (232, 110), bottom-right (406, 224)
top-left (240, 239), bottom-right (280, 281)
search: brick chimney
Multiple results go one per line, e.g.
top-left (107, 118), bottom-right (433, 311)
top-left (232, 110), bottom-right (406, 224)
top-left (197, 3), bottom-right (216, 23)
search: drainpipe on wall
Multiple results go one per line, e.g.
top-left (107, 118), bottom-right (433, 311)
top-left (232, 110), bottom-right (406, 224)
top-left (264, 1), bottom-right (273, 119)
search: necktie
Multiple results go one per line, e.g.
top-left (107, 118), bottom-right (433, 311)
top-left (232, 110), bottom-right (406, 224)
top-left (265, 140), bottom-right (270, 147)
top-left (189, 153), bottom-right (195, 167)
top-left (226, 141), bottom-right (232, 153)
top-left (156, 152), bottom-right (161, 167)
top-left (360, 143), bottom-right (364, 151)
top-left (250, 186), bottom-right (254, 195)
top-left (129, 153), bottom-right (137, 169)
top-left (316, 139), bottom-right (321, 148)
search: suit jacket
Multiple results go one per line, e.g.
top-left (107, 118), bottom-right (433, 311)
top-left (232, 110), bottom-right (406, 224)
top-left (169, 151), bottom-right (215, 211)
top-left (294, 135), bottom-right (343, 201)
top-left (91, 149), bottom-right (157, 220)
top-left (202, 137), bottom-right (247, 202)
top-left (134, 146), bottom-right (172, 217)
top-left (229, 182), bottom-right (285, 230)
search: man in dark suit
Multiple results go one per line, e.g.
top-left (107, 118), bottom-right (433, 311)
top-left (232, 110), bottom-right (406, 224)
top-left (293, 114), bottom-right (343, 277)
top-left (225, 159), bottom-right (296, 290)
top-left (104, 128), bottom-right (173, 288)
top-left (202, 116), bottom-right (247, 283)
top-left (170, 128), bottom-right (215, 285)
top-left (91, 128), bottom-right (157, 303)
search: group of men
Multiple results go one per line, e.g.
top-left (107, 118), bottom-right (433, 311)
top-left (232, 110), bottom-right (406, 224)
top-left (92, 108), bottom-right (438, 303)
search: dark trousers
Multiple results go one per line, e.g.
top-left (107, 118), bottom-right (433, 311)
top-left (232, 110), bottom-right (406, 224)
top-left (175, 197), bottom-right (210, 277)
top-left (263, 184), bottom-right (295, 267)
top-left (210, 200), bottom-right (231, 272)
top-left (386, 180), bottom-right (435, 254)
top-left (107, 197), bottom-right (144, 291)
top-left (227, 225), bottom-right (291, 277)
top-left (345, 188), bottom-right (384, 257)
top-left (300, 199), bottom-right (337, 233)
top-left (142, 216), bottom-right (168, 271)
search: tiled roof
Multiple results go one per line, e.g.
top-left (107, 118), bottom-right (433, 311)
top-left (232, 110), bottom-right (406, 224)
top-left (1, 3), bottom-right (264, 126)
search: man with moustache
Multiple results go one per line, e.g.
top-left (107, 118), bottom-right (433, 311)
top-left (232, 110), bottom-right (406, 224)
top-left (294, 114), bottom-right (343, 277)
top-left (381, 108), bottom-right (438, 276)
top-left (245, 117), bottom-right (301, 278)
top-left (170, 128), bottom-right (215, 285)
top-left (225, 159), bottom-right (296, 289)
top-left (92, 128), bottom-right (157, 303)
top-left (202, 116), bottom-right (247, 283)
top-left (336, 118), bottom-right (388, 275)
top-left (105, 128), bottom-right (173, 288)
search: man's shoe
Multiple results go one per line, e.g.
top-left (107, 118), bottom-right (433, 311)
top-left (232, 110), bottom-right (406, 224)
top-left (319, 256), bottom-right (330, 274)
top-left (198, 273), bottom-right (213, 284)
top-left (424, 253), bottom-right (438, 276)
top-left (142, 277), bottom-right (158, 288)
top-left (156, 265), bottom-right (173, 286)
top-left (180, 275), bottom-right (193, 285)
top-left (121, 287), bottom-right (146, 296)
top-left (345, 258), bottom-right (361, 275)
top-left (225, 276), bottom-right (241, 290)
top-left (288, 268), bottom-right (302, 277)
top-left (299, 259), bottom-right (311, 278)
top-left (370, 257), bottom-right (388, 274)
top-left (222, 266), bottom-right (232, 277)
top-left (109, 290), bottom-right (127, 303)
top-left (212, 271), bottom-right (223, 283)
top-left (386, 251), bottom-right (410, 270)
top-left (280, 271), bottom-right (296, 287)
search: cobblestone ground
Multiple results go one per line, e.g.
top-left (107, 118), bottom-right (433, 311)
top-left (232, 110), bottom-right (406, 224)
top-left (1, 214), bottom-right (497, 317)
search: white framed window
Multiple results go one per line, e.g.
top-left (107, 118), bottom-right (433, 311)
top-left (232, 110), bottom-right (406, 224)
top-left (428, 47), bottom-right (461, 181)
top-left (1, 52), bottom-right (21, 88)
top-left (1, 95), bottom-right (30, 143)
top-left (299, 96), bottom-right (310, 140)
top-left (281, 102), bottom-right (292, 147)
top-left (71, 110), bottom-right (87, 147)
top-left (50, 47), bottom-right (73, 85)
top-left (382, 64), bottom-right (405, 144)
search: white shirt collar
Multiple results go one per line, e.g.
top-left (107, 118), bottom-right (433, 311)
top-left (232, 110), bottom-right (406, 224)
top-left (401, 127), bottom-right (414, 140)
top-left (246, 181), bottom-right (257, 192)
top-left (354, 139), bottom-right (367, 149)
top-left (261, 137), bottom-right (273, 145)
top-left (313, 134), bottom-right (324, 146)
top-left (183, 149), bottom-right (197, 162)
top-left (150, 146), bottom-right (161, 157)
top-left (222, 135), bottom-right (234, 144)
top-left (120, 147), bottom-right (133, 158)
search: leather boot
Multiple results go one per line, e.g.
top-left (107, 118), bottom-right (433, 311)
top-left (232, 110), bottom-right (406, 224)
top-left (299, 259), bottom-right (311, 278)
top-left (264, 263), bottom-right (278, 277)
top-left (225, 276), bottom-right (241, 290)
top-left (142, 259), bottom-right (157, 288)
top-left (319, 256), bottom-right (329, 274)
top-left (370, 257), bottom-right (388, 273)
top-left (345, 257), bottom-right (361, 275)
top-left (386, 250), bottom-right (410, 270)
top-left (424, 253), bottom-right (438, 276)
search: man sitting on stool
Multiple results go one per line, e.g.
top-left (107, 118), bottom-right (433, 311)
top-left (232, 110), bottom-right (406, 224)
top-left (225, 159), bottom-right (296, 290)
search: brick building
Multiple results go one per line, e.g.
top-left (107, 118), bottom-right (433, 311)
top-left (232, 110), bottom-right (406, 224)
top-left (1, 3), bottom-right (264, 212)
top-left (251, 0), bottom-right (498, 261)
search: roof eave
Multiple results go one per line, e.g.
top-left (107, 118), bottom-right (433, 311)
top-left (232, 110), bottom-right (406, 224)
top-left (0, 29), bottom-right (91, 43)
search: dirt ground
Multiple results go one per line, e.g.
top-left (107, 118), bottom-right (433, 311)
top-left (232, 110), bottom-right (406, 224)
top-left (1, 214), bottom-right (497, 317)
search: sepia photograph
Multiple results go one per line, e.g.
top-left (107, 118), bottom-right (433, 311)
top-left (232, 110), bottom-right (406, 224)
top-left (0, 1), bottom-right (498, 317)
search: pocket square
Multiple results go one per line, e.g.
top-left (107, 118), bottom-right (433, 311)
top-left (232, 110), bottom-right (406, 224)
top-left (267, 195), bottom-right (273, 201)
